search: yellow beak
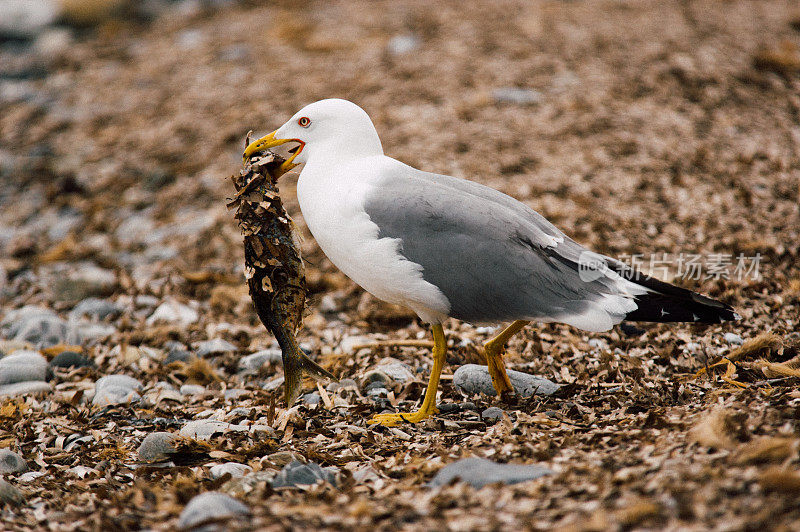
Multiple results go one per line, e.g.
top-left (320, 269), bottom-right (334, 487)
top-left (242, 130), bottom-right (303, 175)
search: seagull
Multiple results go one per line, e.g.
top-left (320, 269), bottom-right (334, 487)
top-left (243, 98), bottom-right (739, 427)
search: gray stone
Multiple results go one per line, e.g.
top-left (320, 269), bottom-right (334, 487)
top-left (0, 449), bottom-right (27, 474)
top-left (146, 300), bottom-right (198, 326)
top-left (428, 457), bottom-right (552, 488)
top-left (272, 460), bottom-right (338, 489)
top-left (238, 348), bottom-right (282, 372)
top-left (95, 374), bottom-right (142, 392)
top-left (12, 314), bottom-right (69, 349)
top-left (438, 403), bottom-right (461, 414)
top-left (724, 332), bottom-right (744, 346)
top-left (180, 420), bottom-right (247, 441)
top-left (588, 338), bottom-right (608, 350)
top-left (69, 298), bottom-right (121, 321)
top-left (209, 462), bottom-right (252, 479)
top-left (481, 406), bottom-right (505, 422)
top-left (115, 213), bottom-right (156, 246)
top-left (491, 87), bottom-right (542, 105)
top-left (262, 376), bottom-right (284, 392)
top-left (362, 357), bottom-right (415, 387)
top-left (53, 263), bottom-right (116, 304)
top-left (0, 0), bottom-right (60, 39)
top-left (165, 349), bottom-right (193, 365)
top-left (68, 323), bottom-right (116, 344)
top-left (0, 477), bottom-right (22, 505)
top-left (220, 471), bottom-right (278, 498)
top-left (50, 351), bottom-right (94, 369)
top-left (327, 378), bottom-right (358, 393)
top-left (0, 381), bottom-right (52, 397)
top-left (0, 351), bottom-right (49, 384)
top-left (138, 432), bottom-right (178, 463)
top-left (453, 364), bottom-right (560, 397)
top-left (387, 34), bottom-right (420, 55)
top-left (223, 388), bottom-right (247, 401)
top-left (180, 384), bottom-right (206, 396)
top-left (1, 306), bottom-right (56, 338)
top-left (178, 491), bottom-right (250, 530)
top-left (134, 294), bottom-right (160, 308)
top-left (195, 338), bottom-right (237, 357)
top-left (46, 212), bottom-right (83, 241)
top-left (33, 27), bottom-right (73, 56)
top-left (93, 374), bottom-right (143, 406)
top-left (302, 392), bottom-right (321, 406)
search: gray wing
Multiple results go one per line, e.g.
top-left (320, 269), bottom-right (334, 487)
top-left (363, 165), bottom-right (641, 330)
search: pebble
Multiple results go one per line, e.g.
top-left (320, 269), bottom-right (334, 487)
top-left (10, 312), bottom-right (69, 348)
top-left (68, 298), bottom-right (121, 321)
top-left (69, 323), bottom-right (116, 344)
top-left (428, 457), bottom-right (553, 489)
top-left (180, 420), bottom-right (247, 441)
top-left (338, 335), bottom-right (371, 354)
top-left (588, 338), bottom-right (609, 350)
top-left (453, 364), bottom-right (560, 397)
top-left (0, 449), bottom-right (28, 474)
top-left (165, 349), bottom-right (193, 365)
top-left (46, 212), bottom-right (83, 242)
top-left (33, 27), bottom-right (73, 57)
top-left (491, 87), bottom-right (542, 105)
top-left (209, 462), bottom-right (252, 479)
top-left (52, 263), bottom-right (116, 303)
top-left (17, 471), bottom-right (44, 483)
top-left (1, 307), bottom-right (54, 337)
top-left (0, 381), bottom-right (52, 397)
top-left (302, 392), bottom-right (321, 406)
top-left (180, 384), bottom-right (206, 396)
top-left (221, 471), bottom-right (278, 498)
top-left (178, 491), bottom-right (250, 530)
top-left (326, 378), bottom-right (358, 393)
top-left (50, 351), bottom-right (94, 369)
top-left (238, 348), bottom-right (282, 372)
top-left (438, 403), bottom-right (461, 414)
top-left (362, 357), bottom-right (415, 387)
top-left (195, 338), bottom-right (237, 357)
top-left (146, 300), bottom-right (198, 326)
top-left (0, 0), bottom-right (60, 39)
top-left (138, 432), bottom-right (178, 462)
top-left (386, 34), bottom-right (420, 55)
top-left (92, 375), bottom-right (143, 407)
top-left (0, 351), bottom-right (49, 384)
top-left (271, 461), bottom-right (338, 488)
top-left (262, 376), bottom-right (284, 392)
top-left (724, 332), bottom-right (744, 345)
top-left (481, 406), bottom-right (505, 423)
top-left (223, 388), bottom-right (247, 401)
top-left (0, 477), bottom-right (22, 505)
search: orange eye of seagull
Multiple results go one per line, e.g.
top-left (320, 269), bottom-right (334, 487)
top-left (298, 117), bottom-right (311, 127)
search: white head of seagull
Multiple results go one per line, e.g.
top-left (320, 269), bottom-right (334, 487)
top-left (243, 99), bottom-right (383, 174)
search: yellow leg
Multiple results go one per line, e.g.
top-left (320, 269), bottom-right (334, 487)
top-left (368, 324), bottom-right (446, 427)
top-left (483, 320), bottom-right (529, 398)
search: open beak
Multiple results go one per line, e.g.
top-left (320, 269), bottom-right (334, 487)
top-left (242, 130), bottom-right (304, 175)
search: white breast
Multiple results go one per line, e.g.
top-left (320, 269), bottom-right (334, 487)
top-left (296, 155), bottom-right (450, 324)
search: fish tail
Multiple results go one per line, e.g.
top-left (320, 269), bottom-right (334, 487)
top-left (280, 337), bottom-right (336, 406)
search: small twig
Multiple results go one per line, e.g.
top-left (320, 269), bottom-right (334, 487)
top-left (349, 340), bottom-right (435, 351)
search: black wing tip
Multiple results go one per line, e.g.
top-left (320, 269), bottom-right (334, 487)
top-left (626, 292), bottom-right (740, 324)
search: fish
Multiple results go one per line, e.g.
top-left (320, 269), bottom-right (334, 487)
top-left (228, 147), bottom-right (334, 406)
